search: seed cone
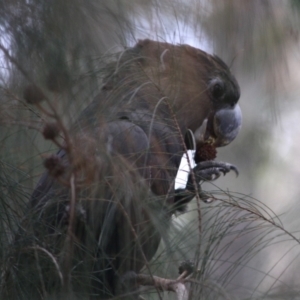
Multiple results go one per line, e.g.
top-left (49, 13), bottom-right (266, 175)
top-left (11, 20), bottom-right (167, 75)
top-left (195, 143), bottom-right (217, 163)
top-left (23, 84), bottom-right (45, 104)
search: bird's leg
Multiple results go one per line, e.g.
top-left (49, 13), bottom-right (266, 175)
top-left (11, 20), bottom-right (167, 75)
top-left (174, 161), bottom-right (238, 210)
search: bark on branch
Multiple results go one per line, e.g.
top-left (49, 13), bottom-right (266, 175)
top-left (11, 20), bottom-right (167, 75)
top-left (136, 273), bottom-right (190, 300)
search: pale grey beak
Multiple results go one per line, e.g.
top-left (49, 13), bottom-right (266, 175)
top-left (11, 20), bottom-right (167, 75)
top-left (212, 104), bottom-right (242, 147)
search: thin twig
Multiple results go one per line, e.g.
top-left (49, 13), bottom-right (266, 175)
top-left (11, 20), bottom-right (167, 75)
top-left (164, 99), bottom-right (203, 277)
top-left (62, 173), bottom-right (77, 290)
top-left (28, 246), bottom-right (64, 286)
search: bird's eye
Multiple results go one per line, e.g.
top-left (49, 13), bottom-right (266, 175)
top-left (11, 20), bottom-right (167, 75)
top-left (211, 81), bottom-right (225, 99)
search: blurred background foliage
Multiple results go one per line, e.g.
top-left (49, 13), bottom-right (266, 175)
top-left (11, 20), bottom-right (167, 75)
top-left (1, 0), bottom-right (300, 299)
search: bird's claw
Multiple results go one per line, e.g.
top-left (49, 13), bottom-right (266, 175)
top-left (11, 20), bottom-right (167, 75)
top-left (191, 161), bottom-right (238, 182)
top-left (174, 160), bottom-right (238, 210)
top-left (178, 260), bottom-right (195, 276)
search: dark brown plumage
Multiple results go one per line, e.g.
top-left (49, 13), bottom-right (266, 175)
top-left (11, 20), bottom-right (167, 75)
top-left (7, 39), bottom-right (241, 299)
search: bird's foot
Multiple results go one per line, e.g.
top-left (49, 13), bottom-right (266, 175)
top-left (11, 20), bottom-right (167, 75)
top-left (178, 260), bottom-right (196, 278)
top-left (174, 161), bottom-right (238, 209)
top-left (191, 160), bottom-right (238, 182)
top-left (186, 160), bottom-right (238, 203)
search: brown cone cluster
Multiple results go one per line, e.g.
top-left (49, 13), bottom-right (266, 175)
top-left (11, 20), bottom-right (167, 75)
top-left (23, 84), bottom-right (45, 104)
top-left (194, 143), bottom-right (217, 163)
top-left (42, 122), bottom-right (60, 140)
top-left (44, 154), bottom-right (65, 177)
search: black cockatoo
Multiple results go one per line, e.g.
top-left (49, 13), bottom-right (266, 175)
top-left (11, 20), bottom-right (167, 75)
top-left (7, 39), bottom-right (242, 299)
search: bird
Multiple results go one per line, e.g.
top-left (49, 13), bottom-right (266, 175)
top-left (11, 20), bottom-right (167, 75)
top-left (6, 39), bottom-right (242, 299)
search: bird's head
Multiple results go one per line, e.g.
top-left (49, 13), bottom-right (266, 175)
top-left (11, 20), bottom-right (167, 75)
top-left (118, 39), bottom-right (242, 148)
top-left (132, 40), bottom-right (242, 148)
top-left (195, 53), bottom-right (242, 148)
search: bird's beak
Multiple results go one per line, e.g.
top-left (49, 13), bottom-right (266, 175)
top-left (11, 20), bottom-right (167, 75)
top-left (212, 104), bottom-right (242, 147)
top-left (195, 104), bottom-right (242, 148)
